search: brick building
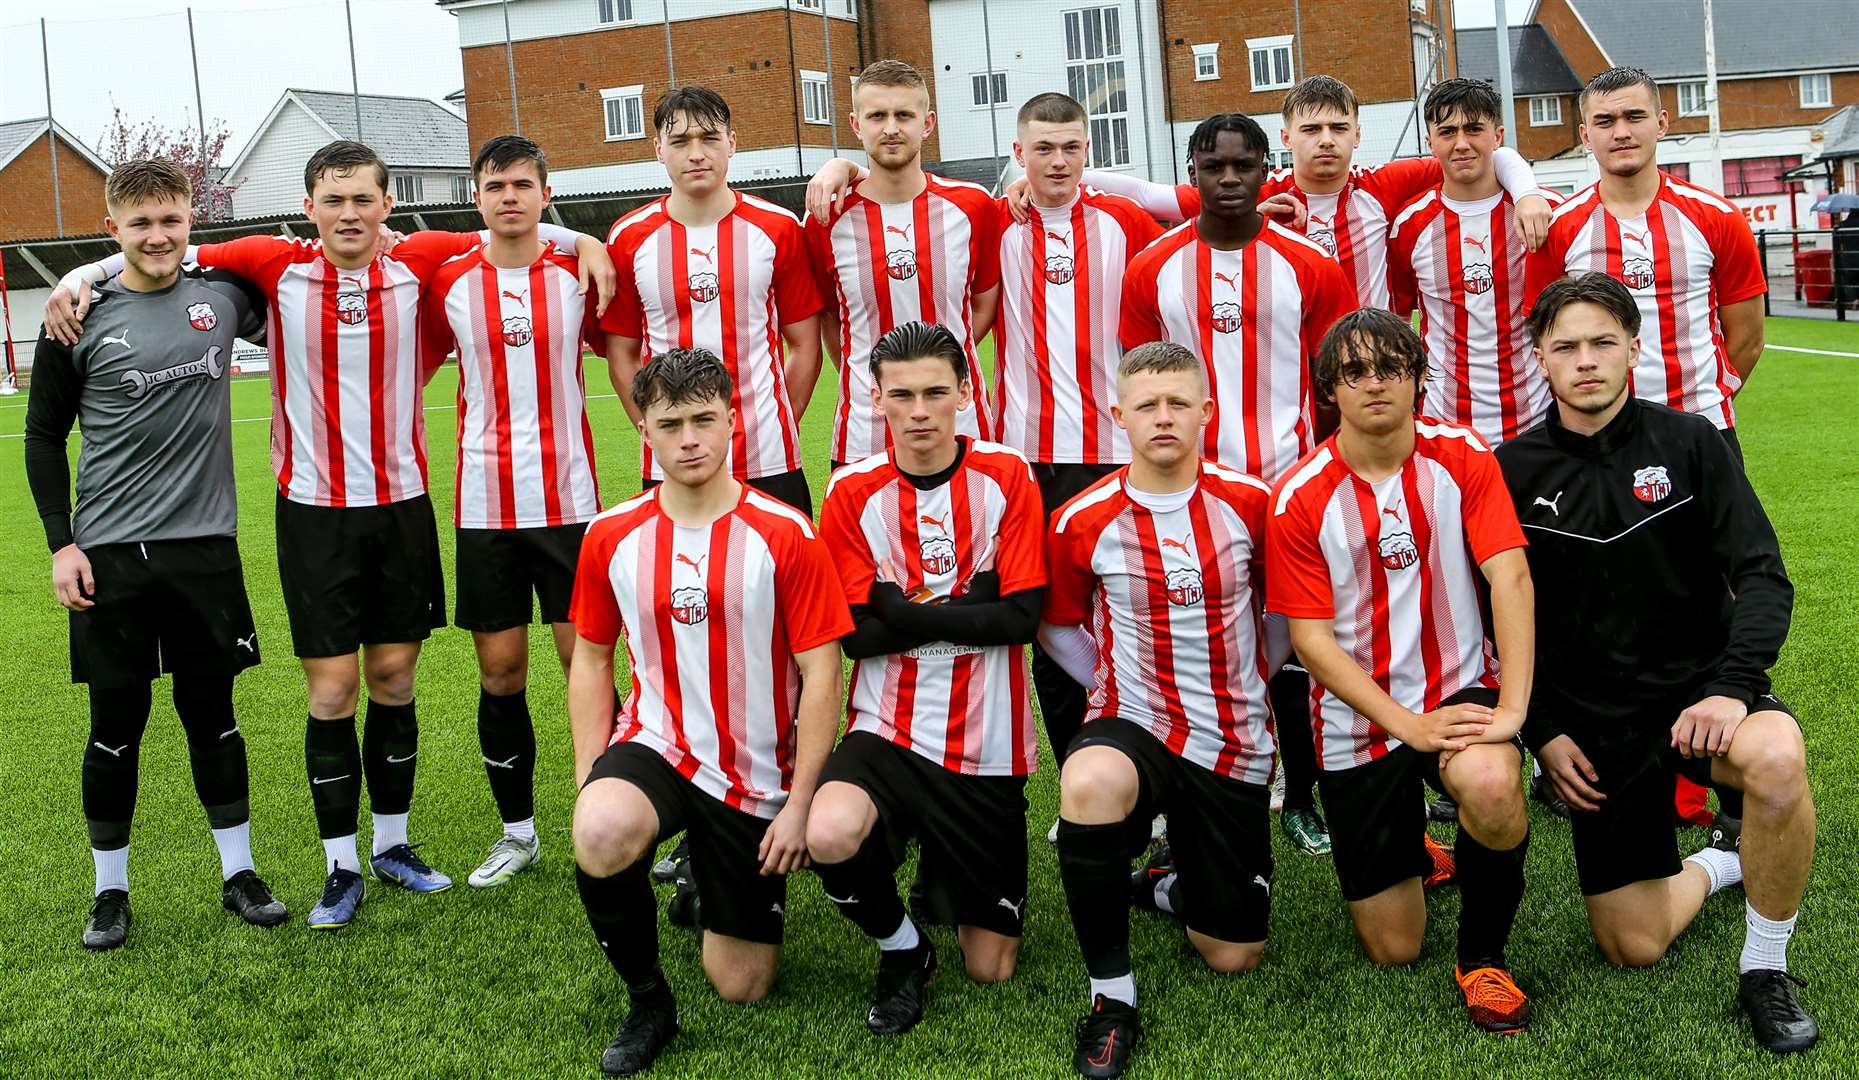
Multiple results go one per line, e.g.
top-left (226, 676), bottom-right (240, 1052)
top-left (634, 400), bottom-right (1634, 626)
top-left (1455, 25), bottom-right (1582, 160)
top-left (1524, 0), bottom-right (1857, 217)
top-left (440, 0), bottom-right (865, 195)
top-left (0, 118), bottom-right (112, 243)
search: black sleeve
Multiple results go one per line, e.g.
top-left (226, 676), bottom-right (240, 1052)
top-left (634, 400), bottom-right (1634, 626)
top-left (840, 603), bottom-right (935, 660)
top-left (1697, 431), bottom-right (1793, 705)
top-left (878, 587), bottom-right (1045, 648)
top-left (207, 269), bottom-right (268, 342)
top-left (1520, 711), bottom-right (1564, 754)
top-left (22, 334), bottom-right (82, 551)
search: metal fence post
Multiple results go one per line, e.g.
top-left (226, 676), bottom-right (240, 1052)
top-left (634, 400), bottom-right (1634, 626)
top-left (503, 0), bottom-right (521, 135)
top-left (821, 0), bottom-right (837, 159)
top-left (345, 0), bottom-right (364, 142)
top-left (187, 8), bottom-right (210, 212)
top-left (1758, 230), bottom-right (1771, 316)
top-left (40, 19), bottom-right (63, 238)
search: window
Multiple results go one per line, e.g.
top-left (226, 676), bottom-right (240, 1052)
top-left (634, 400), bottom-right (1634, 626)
top-left (792, 0), bottom-right (822, 9)
top-left (801, 70), bottom-right (831, 125)
top-left (1527, 96), bottom-right (1562, 126)
top-left (1664, 162), bottom-right (1690, 182)
top-left (1064, 7), bottom-right (1130, 168)
top-left (602, 85), bottom-right (645, 140)
top-left (1247, 35), bottom-right (1294, 92)
top-left (1677, 81), bottom-right (1708, 117)
top-left (393, 174), bottom-right (423, 203)
top-left (1192, 43), bottom-right (1220, 82)
top-left (450, 175), bottom-right (470, 203)
top-left (1800, 73), bottom-right (1833, 109)
top-left (971, 71), bottom-right (1008, 108)
top-left (596, 0), bottom-right (633, 25)
top-left (1267, 148), bottom-right (1293, 170)
top-left (1721, 155), bottom-right (1804, 197)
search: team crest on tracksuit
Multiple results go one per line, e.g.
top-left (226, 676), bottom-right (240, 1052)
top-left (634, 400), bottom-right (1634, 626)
top-left (501, 315), bottom-right (533, 348)
top-left (1378, 530), bottom-right (1419, 570)
top-left (186, 302), bottom-right (218, 331)
top-left (1622, 257), bottom-right (1656, 291)
top-left (1632, 465), bottom-right (1672, 504)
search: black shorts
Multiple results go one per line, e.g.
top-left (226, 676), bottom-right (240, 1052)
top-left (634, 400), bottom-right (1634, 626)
top-left (69, 537), bottom-right (260, 687)
top-left (454, 522), bottom-right (587, 632)
top-left (276, 493), bottom-right (445, 658)
top-left (1319, 687), bottom-right (1499, 903)
top-left (1564, 694), bottom-right (1797, 896)
top-left (587, 741), bottom-right (788, 945)
top-left (645, 469), bottom-right (812, 517)
top-left (1718, 424), bottom-right (1744, 466)
top-left (820, 732), bottom-right (1029, 937)
top-left (1069, 716), bottom-right (1272, 943)
top-left (1031, 462), bottom-right (1122, 518)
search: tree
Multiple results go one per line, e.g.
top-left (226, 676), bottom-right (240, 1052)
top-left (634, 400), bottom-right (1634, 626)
top-left (96, 106), bottom-right (241, 222)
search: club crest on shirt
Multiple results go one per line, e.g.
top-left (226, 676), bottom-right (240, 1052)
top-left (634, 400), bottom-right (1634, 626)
top-left (1622, 257), bottom-right (1656, 292)
top-left (688, 271), bottom-right (720, 303)
top-left (501, 315), bottom-right (533, 348)
top-left (1044, 254), bottom-right (1075, 285)
top-left (1211, 301), bottom-right (1243, 335)
top-left (1165, 566), bottom-right (1205, 607)
top-left (1632, 465), bottom-right (1672, 504)
top-left (1462, 262), bottom-right (1494, 296)
top-left (669, 585), bottom-right (710, 625)
top-left (334, 288), bottom-right (367, 326)
top-left (1378, 529), bottom-right (1419, 571)
top-left (186, 301), bottom-right (218, 331)
top-left (919, 535), bottom-right (958, 576)
top-left (886, 248), bottom-right (918, 281)
top-left (1308, 226), bottom-right (1336, 256)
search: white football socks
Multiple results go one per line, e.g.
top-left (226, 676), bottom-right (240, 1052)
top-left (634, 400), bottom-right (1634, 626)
top-left (1090, 974), bottom-right (1137, 1008)
top-left (876, 914), bottom-right (921, 953)
top-left (1684, 846), bottom-right (1742, 896)
top-left (371, 812), bottom-right (409, 856)
top-left (324, 835), bottom-right (361, 874)
top-left (212, 822), bottom-right (254, 880)
top-left (92, 846), bottom-right (129, 896)
top-left (1740, 902), bottom-right (1796, 974)
top-left (503, 817), bottom-right (537, 843)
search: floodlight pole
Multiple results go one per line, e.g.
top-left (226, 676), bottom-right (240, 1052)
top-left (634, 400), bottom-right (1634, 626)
top-left (187, 8), bottom-right (210, 206)
top-left (41, 19), bottom-right (63, 237)
top-left (502, 0), bottom-right (521, 134)
top-left (1493, 0), bottom-right (1518, 148)
top-left (345, 0), bottom-right (364, 142)
top-left (1704, 0), bottom-right (1724, 191)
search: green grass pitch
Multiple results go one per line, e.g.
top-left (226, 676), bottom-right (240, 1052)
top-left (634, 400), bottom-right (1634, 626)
top-left (0, 319), bottom-right (1853, 1077)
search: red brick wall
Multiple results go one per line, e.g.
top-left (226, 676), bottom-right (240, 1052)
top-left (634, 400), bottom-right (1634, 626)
top-left (459, 10), bottom-right (864, 174)
top-left (853, 0), bottom-right (941, 161)
top-left (1160, 0), bottom-right (1419, 121)
top-left (0, 133), bottom-right (110, 242)
top-left (1535, 0), bottom-right (1609, 83)
top-left (1659, 72), bottom-right (1859, 135)
top-left (1516, 95), bottom-right (1580, 159)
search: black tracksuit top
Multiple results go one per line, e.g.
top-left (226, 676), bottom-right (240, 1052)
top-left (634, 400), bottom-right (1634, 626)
top-left (1493, 397), bottom-right (1792, 750)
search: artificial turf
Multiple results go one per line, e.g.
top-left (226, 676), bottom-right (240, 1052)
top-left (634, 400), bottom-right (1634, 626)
top-left (0, 318), bottom-right (1852, 1077)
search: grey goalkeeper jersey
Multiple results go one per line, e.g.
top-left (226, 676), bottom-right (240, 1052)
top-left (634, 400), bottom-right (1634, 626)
top-left (23, 268), bottom-right (265, 548)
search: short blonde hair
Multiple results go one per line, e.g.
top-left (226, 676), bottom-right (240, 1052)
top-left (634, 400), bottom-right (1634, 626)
top-left (854, 59), bottom-right (929, 105)
top-left (105, 158), bottom-right (191, 213)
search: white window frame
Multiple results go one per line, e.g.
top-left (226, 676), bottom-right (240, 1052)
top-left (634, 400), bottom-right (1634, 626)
top-left (1267, 148), bottom-right (1293, 170)
top-left (1677, 80), bottom-right (1708, 117)
top-left (450, 175), bottom-right (470, 203)
top-left (601, 84), bottom-right (646, 141)
top-left (1192, 43), bottom-right (1220, 82)
top-left (971, 70), bottom-right (1008, 109)
top-left (1064, 6), bottom-right (1132, 169)
top-left (1527, 96), bottom-right (1562, 126)
top-left (1800, 72), bottom-right (1832, 109)
top-left (393, 174), bottom-right (424, 204)
top-left (801, 70), bottom-right (831, 125)
top-left (1247, 35), bottom-right (1295, 92)
top-left (596, 0), bottom-right (633, 26)
top-left (791, 0), bottom-right (823, 10)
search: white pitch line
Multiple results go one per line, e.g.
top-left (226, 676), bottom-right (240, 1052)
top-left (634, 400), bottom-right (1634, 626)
top-left (1765, 344), bottom-right (1859, 358)
top-left (0, 393), bottom-right (624, 438)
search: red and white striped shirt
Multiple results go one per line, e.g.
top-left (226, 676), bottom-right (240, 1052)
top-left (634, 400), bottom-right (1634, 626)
top-left (1524, 173), bottom-right (1765, 429)
top-left (820, 439), bottom-right (1047, 776)
top-left (196, 231), bottom-right (479, 507)
top-left (1266, 420), bottom-right (1526, 772)
top-left (805, 173), bottom-right (1003, 462)
top-left (994, 188), bottom-right (1161, 465)
top-left (602, 192), bottom-right (822, 480)
top-left (1389, 189), bottom-right (1553, 445)
top-left (422, 242), bottom-right (604, 529)
top-left (1045, 462), bottom-right (1277, 785)
top-left (569, 485), bottom-right (854, 818)
top-left (1119, 221), bottom-right (1357, 482)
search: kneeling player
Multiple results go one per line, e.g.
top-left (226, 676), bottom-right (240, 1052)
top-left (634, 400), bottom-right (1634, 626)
top-left (567, 349), bottom-right (851, 1076)
top-left (25, 160), bottom-right (287, 948)
top-left (1499, 274), bottom-right (1817, 1053)
top-left (1269, 310), bottom-right (1535, 1033)
top-left (1042, 342), bottom-right (1280, 1078)
top-left (809, 321), bottom-right (1047, 1033)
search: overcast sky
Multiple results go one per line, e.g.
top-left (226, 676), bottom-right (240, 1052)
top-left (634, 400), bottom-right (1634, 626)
top-left (3, 0), bottom-right (1515, 162)
top-left (0, 0), bottom-right (464, 157)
